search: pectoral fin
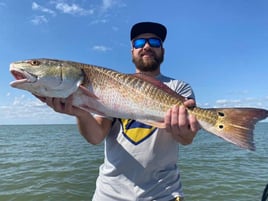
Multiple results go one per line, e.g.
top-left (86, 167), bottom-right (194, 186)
top-left (78, 85), bottom-right (99, 99)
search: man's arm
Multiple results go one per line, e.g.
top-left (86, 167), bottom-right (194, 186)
top-left (36, 95), bottom-right (112, 145)
top-left (76, 113), bottom-right (112, 145)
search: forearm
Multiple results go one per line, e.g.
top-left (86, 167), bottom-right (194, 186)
top-left (35, 95), bottom-right (112, 145)
top-left (76, 113), bottom-right (112, 145)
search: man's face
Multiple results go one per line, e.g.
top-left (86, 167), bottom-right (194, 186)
top-left (131, 33), bottom-right (164, 72)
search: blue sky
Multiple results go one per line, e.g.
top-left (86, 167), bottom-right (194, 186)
top-left (0, 0), bottom-right (268, 125)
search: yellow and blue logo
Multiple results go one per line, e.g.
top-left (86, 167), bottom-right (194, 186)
top-left (119, 119), bottom-right (156, 145)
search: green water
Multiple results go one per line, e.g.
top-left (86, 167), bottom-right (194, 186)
top-left (0, 123), bottom-right (267, 201)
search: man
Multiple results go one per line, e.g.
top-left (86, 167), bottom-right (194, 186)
top-left (40, 22), bottom-right (199, 200)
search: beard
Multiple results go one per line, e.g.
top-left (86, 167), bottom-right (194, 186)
top-left (132, 50), bottom-right (164, 72)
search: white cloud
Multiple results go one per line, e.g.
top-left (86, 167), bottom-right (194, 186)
top-left (0, 95), bottom-right (75, 125)
top-left (90, 19), bottom-right (108, 25)
top-left (31, 15), bottom-right (48, 25)
top-left (216, 99), bottom-right (241, 105)
top-left (54, 2), bottom-right (94, 15)
top-left (29, 0), bottom-right (126, 26)
top-left (213, 97), bottom-right (268, 109)
top-left (112, 26), bottom-right (119, 31)
top-left (30, 1), bottom-right (93, 25)
top-left (102, 0), bottom-right (113, 11)
top-left (32, 2), bottom-right (56, 16)
top-left (92, 45), bottom-right (111, 52)
top-left (101, 0), bottom-right (126, 11)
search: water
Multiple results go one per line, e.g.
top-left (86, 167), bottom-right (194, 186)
top-left (179, 123), bottom-right (268, 201)
top-left (0, 125), bottom-right (103, 201)
top-left (0, 123), bottom-right (267, 201)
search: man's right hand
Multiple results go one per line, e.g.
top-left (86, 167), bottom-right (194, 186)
top-left (34, 95), bottom-right (89, 118)
top-left (34, 94), bottom-right (112, 145)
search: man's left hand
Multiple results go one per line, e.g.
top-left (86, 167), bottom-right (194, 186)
top-left (164, 99), bottom-right (200, 145)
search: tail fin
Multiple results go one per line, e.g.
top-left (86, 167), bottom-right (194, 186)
top-left (197, 108), bottom-right (268, 150)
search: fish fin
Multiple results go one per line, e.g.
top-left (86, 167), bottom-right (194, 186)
top-left (78, 104), bottom-right (106, 116)
top-left (78, 85), bottom-right (99, 99)
top-left (137, 119), bottom-right (166, 129)
top-left (132, 73), bottom-right (185, 101)
top-left (197, 108), bottom-right (268, 151)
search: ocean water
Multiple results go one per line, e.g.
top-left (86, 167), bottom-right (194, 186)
top-left (0, 123), bottom-right (267, 201)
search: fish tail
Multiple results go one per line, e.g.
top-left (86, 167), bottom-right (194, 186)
top-left (195, 108), bottom-right (268, 150)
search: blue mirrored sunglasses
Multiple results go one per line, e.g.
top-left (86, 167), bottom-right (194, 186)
top-left (132, 38), bottom-right (162, 49)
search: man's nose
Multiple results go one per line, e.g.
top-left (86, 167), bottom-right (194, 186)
top-left (143, 42), bottom-right (151, 49)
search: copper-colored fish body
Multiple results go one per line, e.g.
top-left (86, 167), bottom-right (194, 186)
top-left (10, 58), bottom-right (268, 150)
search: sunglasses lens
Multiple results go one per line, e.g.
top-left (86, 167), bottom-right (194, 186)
top-left (133, 39), bottom-right (146, 49)
top-left (148, 38), bottom-right (161, 48)
top-left (132, 38), bottom-right (162, 49)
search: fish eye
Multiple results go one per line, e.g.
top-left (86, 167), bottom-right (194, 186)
top-left (29, 60), bottom-right (41, 66)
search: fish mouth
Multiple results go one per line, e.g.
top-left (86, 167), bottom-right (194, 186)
top-left (10, 69), bottom-right (37, 86)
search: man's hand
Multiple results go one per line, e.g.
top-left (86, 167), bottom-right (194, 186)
top-left (34, 95), bottom-right (89, 118)
top-left (164, 99), bottom-right (200, 145)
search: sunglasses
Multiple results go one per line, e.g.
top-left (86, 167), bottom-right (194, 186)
top-left (132, 38), bottom-right (162, 49)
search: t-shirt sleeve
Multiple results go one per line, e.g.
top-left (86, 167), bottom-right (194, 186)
top-left (170, 80), bottom-right (195, 100)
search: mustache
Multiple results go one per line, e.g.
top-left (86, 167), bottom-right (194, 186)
top-left (139, 49), bottom-right (156, 57)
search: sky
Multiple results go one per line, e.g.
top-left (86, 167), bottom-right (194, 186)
top-left (0, 0), bottom-right (268, 125)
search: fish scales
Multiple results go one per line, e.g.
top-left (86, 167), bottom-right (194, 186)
top-left (80, 66), bottom-right (161, 119)
top-left (84, 65), bottom-right (178, 116)
top-left (9, 58), bottom-right (268, 150)
top-left (190, 107), bottom-right (218, 125)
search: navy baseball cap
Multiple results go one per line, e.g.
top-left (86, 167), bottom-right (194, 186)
top-left (130, 22), bottom-right (167, 42)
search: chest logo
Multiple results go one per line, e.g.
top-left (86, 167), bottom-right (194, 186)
top-left (119, 119), bottom-right (156, 145)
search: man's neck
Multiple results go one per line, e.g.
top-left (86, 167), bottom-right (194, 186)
top-left (135, 69), bottom-right (161, 77)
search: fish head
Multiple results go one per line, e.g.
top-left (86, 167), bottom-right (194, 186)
top-left (9, 59), bottom-right (84, 98)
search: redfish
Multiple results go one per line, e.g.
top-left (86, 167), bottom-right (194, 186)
top-left (9, 59), bottom-right (268, 150)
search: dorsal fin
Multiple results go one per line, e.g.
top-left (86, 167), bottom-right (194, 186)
top-left (131, 73), bottom-right (185, 102)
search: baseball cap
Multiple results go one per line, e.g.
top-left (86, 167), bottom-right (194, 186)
top-left (130, 22), bottom-right (167, 42)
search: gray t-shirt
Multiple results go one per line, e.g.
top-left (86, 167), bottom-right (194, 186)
top-left (92, 74), bottom-right (195, 201)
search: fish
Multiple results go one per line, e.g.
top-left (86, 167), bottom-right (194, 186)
top-left (9, 58), bottom-right (268, 150)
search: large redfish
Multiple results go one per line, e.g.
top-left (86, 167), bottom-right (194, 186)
top-left (9, 59), bottom-right (268, 150)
